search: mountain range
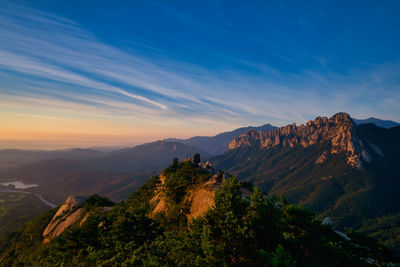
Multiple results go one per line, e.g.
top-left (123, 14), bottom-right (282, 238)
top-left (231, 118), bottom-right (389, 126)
top-left (0, 114), bottom-right (399, 254)
top-left (212, 113), bottom-right (400, 250)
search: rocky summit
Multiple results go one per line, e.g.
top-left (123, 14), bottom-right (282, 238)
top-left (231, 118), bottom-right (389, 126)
top-left (229, 112), bottom-right (369, 168)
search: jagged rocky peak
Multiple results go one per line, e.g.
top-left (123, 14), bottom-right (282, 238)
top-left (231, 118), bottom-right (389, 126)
top-left (229, 112), bottom-right (368, 168)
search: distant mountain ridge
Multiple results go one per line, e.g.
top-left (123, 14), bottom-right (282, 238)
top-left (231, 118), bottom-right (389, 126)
top-left (353, 117), bottom-right (399, 129)
top-left (0, 124), bottom-right (276, 171)
top-left (0, 141), bottom-right (207, 203)
top-left (166, 123), bottom-right (277, 155)
top-left (0, 148), bottom-right (104, 170)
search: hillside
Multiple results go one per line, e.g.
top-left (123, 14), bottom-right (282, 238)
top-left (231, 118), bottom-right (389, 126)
top-left (212, 113), bottom-right (400, 249)
top-left (1, 158), bottom-right (397, 266)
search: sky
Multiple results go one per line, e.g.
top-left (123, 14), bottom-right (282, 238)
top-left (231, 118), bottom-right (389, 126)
top-left (0, 0), bottom-right (399, 149)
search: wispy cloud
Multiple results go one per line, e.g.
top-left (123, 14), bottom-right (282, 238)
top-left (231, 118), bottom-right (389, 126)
top-left (0, 0), bottom-right (399, 147)
top-left (0, 2), bottom-right (255, 124)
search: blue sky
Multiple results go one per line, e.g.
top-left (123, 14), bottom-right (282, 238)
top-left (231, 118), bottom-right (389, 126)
top-left (0, 0), bottom-right (399, 148)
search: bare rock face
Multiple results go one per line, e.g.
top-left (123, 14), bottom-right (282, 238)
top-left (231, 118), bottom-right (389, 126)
top-left (229, 112), bottom-right (367, 168)
top-left (151, 172), bottom-right (226, 220)
top-left (42, 195), bottom-right (88, 243)
top-left (185, 185), bottom-right (216, 220)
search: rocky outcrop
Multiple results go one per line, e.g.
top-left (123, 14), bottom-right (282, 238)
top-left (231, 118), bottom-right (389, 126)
top-left (229, 112), bottom-right (368, 168)
top-left (151, 172), bottom-right (226, 220)
top-left (42, 196), bottom-right (88, 243)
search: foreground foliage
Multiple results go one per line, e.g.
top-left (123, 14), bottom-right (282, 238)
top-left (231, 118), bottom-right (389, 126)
top-left (0, 160), bottom-right (398, 266)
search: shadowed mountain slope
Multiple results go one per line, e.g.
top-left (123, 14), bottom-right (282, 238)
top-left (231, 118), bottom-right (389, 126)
top-left (212, 113), bottom-right (400, 234)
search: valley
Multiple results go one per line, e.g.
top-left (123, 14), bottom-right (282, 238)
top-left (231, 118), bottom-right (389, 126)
top-left (0, 188), bottom-right (55, 208)
top-left (0, 191), bottom-right (49, 243)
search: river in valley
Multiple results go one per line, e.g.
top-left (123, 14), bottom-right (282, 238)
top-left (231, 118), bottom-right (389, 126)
top-left (0, 181), bottom-right (57, 208)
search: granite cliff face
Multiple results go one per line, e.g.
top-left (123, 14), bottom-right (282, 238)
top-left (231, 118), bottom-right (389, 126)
top-left (229, 112), bottom-right (368, 168)
top-left (150, 165), bottom-right (228, 220)
top-left (42, 196), bottom-right (88, 243)
top-left (150, 173), bottom-right (222, 220)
